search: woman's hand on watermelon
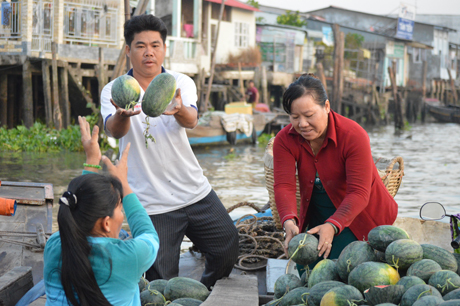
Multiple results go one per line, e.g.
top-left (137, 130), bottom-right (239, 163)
top-left (78, 115), bottom-right (101, 168)
top-left (283, 220), bottom-right (299, 257)
top-left (163, 88), bottom-right (182, 115)
top-left (307, 223), bottom-right (335, 259)
top-left (110, 99), bottom-right (141, 117)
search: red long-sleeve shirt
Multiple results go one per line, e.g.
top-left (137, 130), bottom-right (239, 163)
top-left (273, 110), bottom-right (398, 241)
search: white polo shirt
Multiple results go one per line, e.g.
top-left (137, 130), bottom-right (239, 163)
top-left (101, 68), bottom-right (211, 215)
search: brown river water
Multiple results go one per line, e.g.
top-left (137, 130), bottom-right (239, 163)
top-left (1, 122), bottom-right (459, 233)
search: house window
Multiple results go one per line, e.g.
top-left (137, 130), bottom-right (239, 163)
top-left (234, 22), bottom-right (249, 48)
top-left (211, 3), bottom-right (231, 22)
top-left (413, 48), bottom-right (423, 63)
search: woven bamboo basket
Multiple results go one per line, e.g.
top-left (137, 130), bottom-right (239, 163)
top-left (264, 137), bottom-right (404, 230)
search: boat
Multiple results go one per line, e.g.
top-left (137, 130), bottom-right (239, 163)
top-left (187, 112), bottom-right (267, 146)
top-left (425, 98), bottom-right (460, 123)
top-left (0, 181), bottom-right (53, 306)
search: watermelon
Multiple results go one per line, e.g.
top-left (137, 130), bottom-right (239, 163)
top-left (384, 239), bottom-right (423, 270)
top-left (288, 233), bottom-right (320, 266)
top-left (374, 249), bottom-right (387, 263)
top-left (336, 241), bottom-right (377, 281)
top-left (368, 225), bottom-right (410, 252)
top-left (373, 304), bottom-right (397, 306)
top-left (320, 285), bottom-right (363, 306)
top-left (142, 73), bottom-right (177, 117)
top-left (308, 259), bottom-right (340, 288)
top-left (307, 280), bottom-right (346, 306)
top-left (111, 75), bottom-right (141, 109)
top-left (444, 288), bottom-right (460, 300)
top-left (148, 279), bottom-right (168, 295)
top-left (421, 244), bottom-right (458, 272)
top-left (453, 253), bottom-right (460, 275)
top-left (348, 262), bottom-right (400, 293)
top-left (363, 285), bottom-right (404, 306)
top-left (437, 300), bottom-right (460, 305)
top-left (164, 277), bottom-right (209, 301)
top-left (412, 295), bottom-right (444, 306)
top-left (428, 270), bottom-right (460, 296)
top-left (397, 276), bottom-right (426, 294)
top-left (400, 284), bottom-right (443, 306)
top-left (274, 274), bottom-right (303, 299)
top-left (279, 287), bottom-right (310, 306)
top-left (407, 259), bottom-right (442, 283)
top-left (140, 289), bottom-right (166, 306)
top-left (300, 270), bottom-right (310, 287)
top-left (171, 297), bottom-right (203, 306)
top-left (139, 276), bottom-right (149, 292)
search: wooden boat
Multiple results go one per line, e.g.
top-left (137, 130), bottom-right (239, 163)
top-left (0, 181), bottom-right (53, 306)
top-left (187, 113), bottom-right (267, 146)
top-left (425, 98), bottom-right (460, 123)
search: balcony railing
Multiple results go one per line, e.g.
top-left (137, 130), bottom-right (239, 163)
top-left (63, 0), bottom-right (118, 47)
top-left (0, 1), bottom-right (21, 39)
top-left (31, 0), bottom-right (53, 51)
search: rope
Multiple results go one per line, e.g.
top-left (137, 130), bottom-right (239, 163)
top-left (227, 202), bottom-right (262, 213)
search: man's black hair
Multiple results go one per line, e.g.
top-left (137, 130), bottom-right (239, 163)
top-left (124, 14), bottom-right (168, 47)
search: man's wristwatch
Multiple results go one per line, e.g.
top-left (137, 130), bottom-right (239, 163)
top-left (283, 219), bottom-right (296, 231)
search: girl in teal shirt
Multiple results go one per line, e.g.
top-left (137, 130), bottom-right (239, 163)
top-left (44, 117), bottom-right (159, 306)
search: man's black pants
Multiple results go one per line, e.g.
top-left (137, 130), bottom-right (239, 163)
top-left (145, 189), bottom-right (239, 289)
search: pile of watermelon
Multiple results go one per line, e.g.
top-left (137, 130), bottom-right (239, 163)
top-left (139, 276), bottom-right (209, 306)
top-left (265, 225), bottom-right (460, 306)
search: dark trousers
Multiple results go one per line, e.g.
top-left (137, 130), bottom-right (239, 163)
top-left (145, 190), bottom-right (239, 289)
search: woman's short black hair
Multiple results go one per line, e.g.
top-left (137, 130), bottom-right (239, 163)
top-left (282, 73), bottom-right (328, 114)
top-left (124, 14), bottom-right (168, 47)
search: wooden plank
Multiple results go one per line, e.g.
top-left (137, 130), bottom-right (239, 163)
top-left (0, 266), bottom-right (33, 306)
top-left (337, 31), bottom-right (345, 115)
top-left (51, 42), bottom-right (62, 130)
top-left (59, 63), bottom-right (70, 128)
top-left (98, 47), bottom-right (106, 97)
top-left (238, 62), bottom-right (245, 100)
top-left (200, 275), bottom-right (258, 306)
top-left (0, 74), bottom-right (7, 127)
top-left (22, 58), bottom-right (34, 128)
top-left (447, 69), bottom-right (458, 104)
top-left (261, 66), bottom-right (268, 106)
top-left (421, 60), bottom-right (427, 98)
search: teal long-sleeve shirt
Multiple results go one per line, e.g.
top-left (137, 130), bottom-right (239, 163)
top-left (44, 171), bottom-right (159, 306)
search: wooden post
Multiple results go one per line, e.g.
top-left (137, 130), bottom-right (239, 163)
top-left (22, 59), bottom-right (34, 128)
top-left (0, 74), bottom-right (7, 127)
top-left (447, 69), bottom-right (458, 104)
top-left (7, 76), bottom-right (15, 128)
top-left (421, 60), bottom-right (427, 98)
top-left (51, 42), bottom-right (62, 130)
top-left (112, 0), bottom-right (150, 79)
top-left (203, 0), bottom-right (226, 112)
top-left (98, 47), bottom-right (106, 97)
top-left (388, 65), bottom-right (403, 130)
top-left (124, 0), bottom-right (131, 72)
top-left (316, 62), bottom-right (327, 93)
top-left (431, 79), bottom-right (435, 98)
top-left (261, 66), bottom-right (268, 106)
top-left (238, 62), bottom-right (245, 101)
top-left (59, 63), bottom-right (70, 128)
top-left (337, 31), bottom-right (345, 114)
top-left (272, 37), bottom-right (276, 72)
top-left (440, 80), bottom-right (445, 103)
top-left (41, 60), bottom-right (53, 128)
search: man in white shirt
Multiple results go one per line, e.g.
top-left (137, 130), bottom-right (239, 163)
top-left (100, 14), bottom-right (239, 289)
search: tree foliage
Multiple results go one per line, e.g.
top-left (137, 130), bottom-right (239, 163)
top-left (276, 11), bottom-right (307, 28)
top-left (247, 0), bottom-right (259, 9)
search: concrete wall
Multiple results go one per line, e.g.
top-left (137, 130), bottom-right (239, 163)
top-left (416, 15), bottom-right (460, 45)
top-left (212, 7), bottom-right (256, 64)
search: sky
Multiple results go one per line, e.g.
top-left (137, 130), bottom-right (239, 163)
top-left (255, 0), bottom-right (460, 16)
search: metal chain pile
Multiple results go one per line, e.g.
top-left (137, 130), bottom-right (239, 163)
top-left (228, 202), bottom-right (286, 271)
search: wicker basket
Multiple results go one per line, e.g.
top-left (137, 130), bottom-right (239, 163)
top-left (264, 137), bottom-right (404, 230)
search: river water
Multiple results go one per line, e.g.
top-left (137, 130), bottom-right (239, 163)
top-left (1, 122), bottom-right (459, 233)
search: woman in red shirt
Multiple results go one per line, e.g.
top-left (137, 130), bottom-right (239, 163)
top-left (273, 74), bottom-right (398, 267)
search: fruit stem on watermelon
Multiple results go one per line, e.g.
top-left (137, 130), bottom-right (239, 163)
top-left (290, 234), bottom-right (308, 261)
top-left (416, 289), bottom-right (432, 300)
top-left (390, 255), bottom-right (400, 271)
top-left (125, 101), bottom-right (138, 110)
top-left (143, 116), bottom-right (156, 148)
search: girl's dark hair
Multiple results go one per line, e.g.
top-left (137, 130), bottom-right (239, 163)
top-left (57, 173), bottom-right (123, 306)
top-left (124, 14), bottom-right (168, 47)
top-left (282, 73), bottom-right (328, 114)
